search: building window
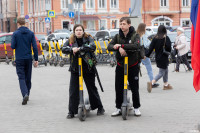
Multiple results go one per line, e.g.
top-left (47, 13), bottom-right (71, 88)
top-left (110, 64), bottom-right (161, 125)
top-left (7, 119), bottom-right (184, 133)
top-left (34, 0), bottom-right (37, 12)
top-left (86, 0), bottom-right (94, 9)
top-left (73, 2), bottom-right (83, 9)
top-left (29, 23), bottom-right (31, 30)
top-left (38, 22), bottom-right (41, 32)
top-left (182, 0), bottom-right (189, 7)
top-left (99, 0), bottom-right (106, 8)
top-left (38, 0), bottom-right (40, 12)
top-left (63, 21), bottom-right (69, 29)
top-left (20, 1), bottom-right (24, 15)
top-left (28, 0), bottom-right (33, 13)
top-left (61, 0), bottom-right (68, 9)
top-left (0, 1), bottom-right (2, 14)
top-left (87, 21), bottom-right (95, 30)
top-left (160, 0), bottom-right (167, 7)
top-left (181, 19), bottom-right (191, 27)
top-left (41, 0), bottom-right (44, 11)
top-left (45, 0), bottom-right (51, 10)
top-left (35, 22), bottom-right (37, 33)
top-left (42, 22), bottom-right (44, 32)
top-left (111, 20), bottom-right (118, 29)
top-left (110, 0), bottom-right (118, 8)
top-left (32, 23), bottom-right (34, 31)
top-left (99, 20), bottom-right (107, 29)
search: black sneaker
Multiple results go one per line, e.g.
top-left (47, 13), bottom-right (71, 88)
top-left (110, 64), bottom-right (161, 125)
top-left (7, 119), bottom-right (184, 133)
top-left (97, 108), bottom-right (105, 115)
top-left (66, 113), bottom-right (74, 119)
top-left (22, 95), bottom-right (29, 105)
top-left (152, 83), bottom-right (159, 88)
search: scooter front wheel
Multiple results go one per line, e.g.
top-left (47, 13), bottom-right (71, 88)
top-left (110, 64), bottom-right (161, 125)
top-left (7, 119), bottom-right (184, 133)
top-left (78, 107), bottom-right (86, 121)
top-left (122, 106), bottom-right (128, 120)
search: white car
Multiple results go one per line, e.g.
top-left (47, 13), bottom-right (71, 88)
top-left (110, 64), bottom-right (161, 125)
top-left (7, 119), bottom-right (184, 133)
top-left (46, 33), bottom-right (69, 50)
top-left (146, 26), bottom-right (158, 35)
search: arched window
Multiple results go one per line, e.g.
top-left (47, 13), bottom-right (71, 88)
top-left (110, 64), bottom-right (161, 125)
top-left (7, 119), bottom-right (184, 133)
top-left (151, 16), bottom-right (173, 26)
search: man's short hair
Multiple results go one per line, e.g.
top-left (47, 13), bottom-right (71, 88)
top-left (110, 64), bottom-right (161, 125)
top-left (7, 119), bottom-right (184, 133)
top-left (120, 17), bottom-right (131, 24)
top-left (17, 18), bottom-right (25, 25)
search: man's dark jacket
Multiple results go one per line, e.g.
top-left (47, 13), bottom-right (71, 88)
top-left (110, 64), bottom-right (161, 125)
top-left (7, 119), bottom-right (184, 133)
top-left (11, 26), bottom-right (38, 61)
top-left (107, 26), bottom-right (140, 67)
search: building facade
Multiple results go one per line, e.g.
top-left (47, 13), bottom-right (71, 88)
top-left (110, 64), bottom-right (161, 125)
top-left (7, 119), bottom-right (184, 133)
top-left (0, 0), bottom-right (17, 32)
top-left (142, 0), bottom-right (191, 27)
top-left (17, 0), bottom-right (130, 35)
top-left (15, 0), bottom-right (191, 35)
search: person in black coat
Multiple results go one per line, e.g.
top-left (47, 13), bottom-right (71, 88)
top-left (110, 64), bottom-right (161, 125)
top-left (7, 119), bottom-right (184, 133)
top-left (108, 17), bottom-right (141, 116)
top-left (146, 25), bottom-right (173, 93)
top-left (62, 24), bottom-right (105, 119)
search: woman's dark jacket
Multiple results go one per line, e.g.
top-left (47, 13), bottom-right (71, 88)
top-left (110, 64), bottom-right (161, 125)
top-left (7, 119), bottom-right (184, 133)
top-left (146, 36), bottom-right (171, 69)
top-left (107, 26), bottom-right (140, 67)
top-left (62, 34), bottom-right (96, 73)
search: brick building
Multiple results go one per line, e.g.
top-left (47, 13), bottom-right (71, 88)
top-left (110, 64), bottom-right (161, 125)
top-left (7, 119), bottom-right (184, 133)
top-left (16, 0), bottom-right (130, 35)
top-left (0, 0), bottom-right (17, 32)
top-left (142, 0), bottom-right (191, 27)
top-left (15, 0), bottom-right (191, 35)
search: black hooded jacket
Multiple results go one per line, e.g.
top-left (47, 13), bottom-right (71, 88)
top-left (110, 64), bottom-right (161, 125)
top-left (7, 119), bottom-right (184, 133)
top-left (62, 34), bottom-right (96, 73)
top-left (107, 26), bottom-right (140, 67)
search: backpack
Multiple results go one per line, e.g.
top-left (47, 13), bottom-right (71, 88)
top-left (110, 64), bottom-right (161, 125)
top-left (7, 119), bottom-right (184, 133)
top-left (117, 33), bottom-right (145, 62)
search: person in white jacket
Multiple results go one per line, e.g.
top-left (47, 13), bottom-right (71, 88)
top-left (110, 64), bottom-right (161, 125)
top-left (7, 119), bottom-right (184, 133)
top-left (174, 27), bottom-right (192, 72)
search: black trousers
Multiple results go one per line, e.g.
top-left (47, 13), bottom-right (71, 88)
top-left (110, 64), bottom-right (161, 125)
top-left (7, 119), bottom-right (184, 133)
top-left (115, 64), bottom-right (140, 109)
top-left (15, 59), bottom-right (32, 97)
top-left (68, 70), bottom-right (103, 114)
top-left (176, 53), bottom-right (192, 71)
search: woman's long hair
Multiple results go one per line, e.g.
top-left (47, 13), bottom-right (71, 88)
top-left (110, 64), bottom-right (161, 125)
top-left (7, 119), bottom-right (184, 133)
top-left (137, 23), bottom-right (146, 37)
top-left (155, 25), bottom-right (167, 39)
top-left (69, 24), bottom-right (92, 44)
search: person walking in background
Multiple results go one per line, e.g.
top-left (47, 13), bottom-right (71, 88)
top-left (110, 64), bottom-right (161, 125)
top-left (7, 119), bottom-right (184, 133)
top-left (136, 23), bottom-right (159, 88)
top-left (11, 18), bottom-right (38, 105)
top-left (174, 27), bottom-right (192, 72)
top-left (62, 24), bottom-right (105, 119)
top-left (146, 25), bottom-right (172, 93)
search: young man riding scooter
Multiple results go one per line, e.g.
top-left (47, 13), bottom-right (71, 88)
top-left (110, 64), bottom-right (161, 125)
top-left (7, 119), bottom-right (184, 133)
top-left (107, 17), bottom-right (141, 117)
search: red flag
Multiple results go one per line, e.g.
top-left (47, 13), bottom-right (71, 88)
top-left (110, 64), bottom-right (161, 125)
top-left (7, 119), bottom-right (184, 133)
top-left (191, 2), bottom-right (200, 92)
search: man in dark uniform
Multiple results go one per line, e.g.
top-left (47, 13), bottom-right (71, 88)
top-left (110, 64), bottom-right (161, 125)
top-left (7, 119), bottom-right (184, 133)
top-left (108, 17), bottom-right (141, 116)
top-left (11, 18), bottom-right (38, 105)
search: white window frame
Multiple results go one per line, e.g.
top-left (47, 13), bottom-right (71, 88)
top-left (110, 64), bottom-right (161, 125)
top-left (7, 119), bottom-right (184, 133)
top-left (38, 21), bottom-right (41, 33)
top-left (99, 19), bottom-right (107, 29)
top-left (180, 18), bottom-right (191, 27)
top-left (38, 0), bottom-right (40, 12)
top-left (87, 20), bottom-right (95, 30)
top-left (61, 0), bottom-right (70, 9)
top-left (160, 0), bottom-right (169, 7)
top-left (34, 0), bottom-right (37, 12)
top-left (28, 0), bottom-right (33, 13)
top-left (29, 23), bottom-right (32, 30)
top-left (20, 1), bottom-right (24, 15)
top-left (35, 21), bottom-right (38, 33)
top-left (110, 0), bottom-right (118, 9)
top-left (73, 2), bottom-right (83, 9)
top-left (151, 16), bottom-right (173, 26)
top-left (86, 0), bottom-right (95, 9)
top-left (110, 19), bottom-right (119, 29)
top-left (0, 2), bottom-right (1, 14)
top-left (42, 22), bottom-right (44, 32)
top-left (98, 0), bottom-right (107, 9)
top-left (62, 20), bottom-right (70, 29)
top-left (32, 22), bottom-right (34, 31)
top-left (182, 0), bottom-right (190, 7)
